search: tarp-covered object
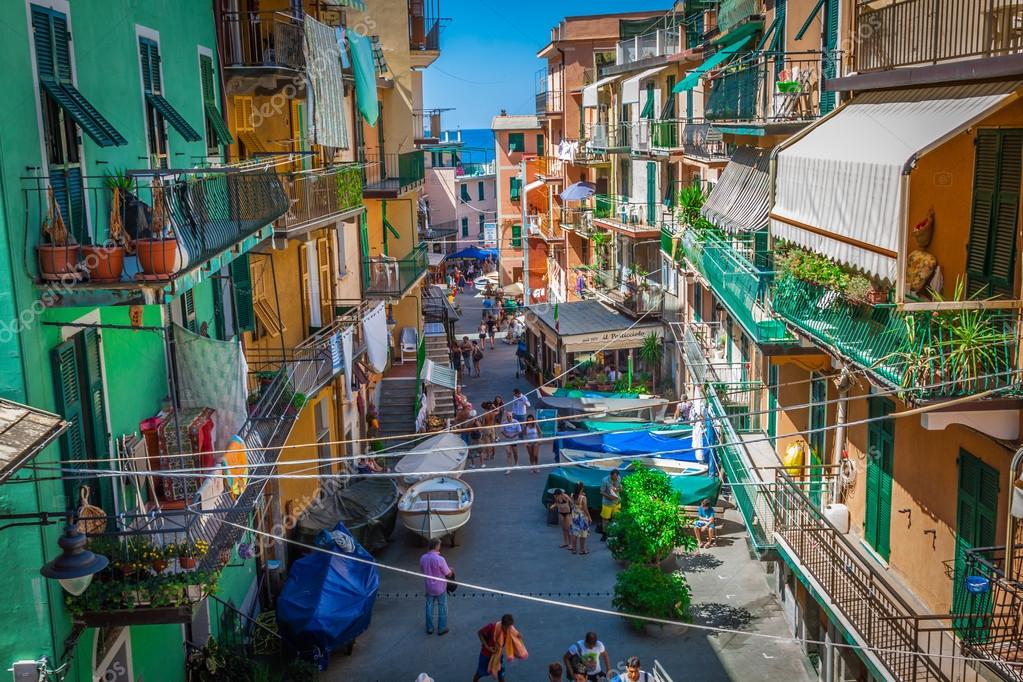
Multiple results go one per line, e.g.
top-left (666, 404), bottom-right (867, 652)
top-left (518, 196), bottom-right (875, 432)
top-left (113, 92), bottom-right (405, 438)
top-left (558, 430), bottom-right (700, 463)
top-left (542, 466), bottom-right (720, 509)
top-left (450, 246), bottom-right (498, 260)
top-left (277, 523), bottom-right (380, 670)
top-left (293, 478), bottom-right (399, 554)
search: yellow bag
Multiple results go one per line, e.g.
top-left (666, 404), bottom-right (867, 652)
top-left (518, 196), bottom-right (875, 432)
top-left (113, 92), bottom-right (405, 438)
top-left (783, 442), bottom-right (805, 476)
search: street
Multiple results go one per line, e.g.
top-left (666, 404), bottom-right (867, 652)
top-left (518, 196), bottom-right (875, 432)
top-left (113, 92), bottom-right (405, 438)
top-left (324, 298), bottom-right (814, 681)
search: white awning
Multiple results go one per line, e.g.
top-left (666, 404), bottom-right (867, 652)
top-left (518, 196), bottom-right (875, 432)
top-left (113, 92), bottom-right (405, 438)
top-left (421, 359), bottom-right (457, 390)
top-left (771, 82), bottom-right (1022, 281)
top-left (583, 74), bottom-right (619, 108)
top-left (622, 65), bottom-right (669, 105)
top-left (702, 146), bottom-right (772, 233)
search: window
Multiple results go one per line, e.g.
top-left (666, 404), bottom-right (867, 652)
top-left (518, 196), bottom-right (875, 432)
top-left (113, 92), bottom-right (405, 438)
top-left (199, 53), bottom-right (232, 154)
top-left (510, 176), bottom-right (521, 201)
top-left (508, 133), bottom-right (525, 153)
top-left (139, 38), bottom-right (169, 167)
top-left (478, 214), bottom-right (485, 236)
top-left (510, 224), bottom-right (522, 248)
top-left (536, 134), bottom-right (545, 155)
top-left (181, 289), bottom-right (198, 334)
top-left (477, 181), bottom-right (485, 201)
top-left (460, 183), bottom-right (471, 202)
top-left (966, 129), bottom-right (1022, 297)
top-left (461, 217), bottom-right (469, 237)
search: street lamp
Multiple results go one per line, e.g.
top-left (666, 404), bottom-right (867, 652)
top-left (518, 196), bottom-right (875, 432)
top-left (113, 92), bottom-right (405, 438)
top-left (39, 524), bottom-right (108, 596)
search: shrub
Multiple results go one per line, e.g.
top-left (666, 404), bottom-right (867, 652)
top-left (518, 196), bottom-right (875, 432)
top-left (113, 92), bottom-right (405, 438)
top-left (613, 564), bottom-right (691, 631)
top-left (607, 466), bottom-right (695, 563)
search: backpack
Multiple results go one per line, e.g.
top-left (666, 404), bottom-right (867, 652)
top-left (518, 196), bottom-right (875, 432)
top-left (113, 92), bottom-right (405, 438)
top-left (473, 347), bottom-right (484, 361)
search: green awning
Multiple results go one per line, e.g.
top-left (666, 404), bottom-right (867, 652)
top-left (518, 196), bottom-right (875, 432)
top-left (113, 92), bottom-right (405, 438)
top-left (713, 20), bottom-right (764, 48)
top-left (41, 80), bottom-right (126, 147)
top-left (145, 94), bottom-right (201, 142)
top-left (324, 0), bottom-right (366, 8)
top-left (673, 41), bottom-right (748, 93)
top-left (348, 30), bottom-right (379, 125)
top-left (204, 103), bottom-right (234, 145)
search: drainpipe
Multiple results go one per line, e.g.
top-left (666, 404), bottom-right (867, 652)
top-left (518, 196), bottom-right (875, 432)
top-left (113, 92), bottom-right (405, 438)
top-left (832, 365), bottom-right (852, 504)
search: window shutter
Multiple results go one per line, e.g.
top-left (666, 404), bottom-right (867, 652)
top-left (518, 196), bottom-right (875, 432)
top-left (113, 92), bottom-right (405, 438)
top-left (460, 184), bottom-right (471, 202)
top-left (48, 167), bottom-right (85, 244)
top-left (230, 254), bottom-right (255, 332)
top-left (990, 131), bottom-right (1022, 292)
top-left (479, 213), bottom-right (485, 235)
top-left (318, 237), bottom-right (332, 322)
top-left (211, 276), bottom-right (227, 340)
top-left (359, 213), bottom-right (371, 290)
top-left (51, 13), bottom-right (72, 83)
top-left (511, 224), bottom-right (522, 248)
top-left (461, 217), bottom-right (469, 237)
top-left (31, 7), bottom-right (56, 82)
top-left (508, 133), bottom-right (524, 153)
top-left (235, 96), bottom-right (254, 131)
top-left (140, 39), bottom-right (153, 93)
top-left (820, 0), bottom-right (840, 114)
top-left (968, 130), bottom-right (1022, 296)
top-left (477, 181), bottom-right (485, 201)
top-left (536, 134), bottom-right (544, 154)
top-left (665, 76), bottom-right (677, 118)
top-left (510, 177), bottom-right (521, 201)
top-left (81, 328), bottom-right (108, 463)
top-left (50, 339), bottom-right (87, 466)
top-left (200, 55), bottom-right (216, 104)
top-left (182, 289), bottom-right (197, 333)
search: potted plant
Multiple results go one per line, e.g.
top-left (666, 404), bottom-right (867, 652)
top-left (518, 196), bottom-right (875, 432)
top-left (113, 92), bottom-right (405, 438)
top-left (37, 186), bottom-right (80, 280)
top-left (867, 284), bottom-right (889, 305)
top-left (82, 171), bottom-right (134, 282)
top-left (135, 177), bottom-right (178, 277)
top-left (176, 539), bottom-right (209, 570)
top-left (844, 275), bottom-right (871, 306)
top-left (595, 373), bottom-right (612, 392)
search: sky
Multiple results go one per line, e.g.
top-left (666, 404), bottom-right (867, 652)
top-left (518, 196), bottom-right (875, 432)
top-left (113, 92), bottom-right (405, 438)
top-left (423, 0), bottom-right (670, 130)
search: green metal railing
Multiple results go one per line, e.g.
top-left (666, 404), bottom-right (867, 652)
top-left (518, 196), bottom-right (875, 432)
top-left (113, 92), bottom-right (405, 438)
top-left (415, 335), bottom-right (427, 413)
top-left (651, 120), bottom-right (680, 149)
top-left (679, 229), bottom-right (793, 344)
top-left (363, 243), bottom-right (429, 298)
top-left (771, 276), bottom-right (1021, 399)
top-left (718, 0), bottom-right (761, 34)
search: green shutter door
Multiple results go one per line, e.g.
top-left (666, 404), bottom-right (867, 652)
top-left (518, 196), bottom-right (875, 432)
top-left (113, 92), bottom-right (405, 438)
top-left (809, 373), bottom-right (828, 506)
top-left (230, 254), bottom-right (255, 332)
top-left (953, 450), bottom-right (999, 636)
top-left (966, 129), bottom-right (1022, 297)
top-left (211, 275), bottom-right (227, 340)
top-left (865, 396), bottom-right (895, 559)
top-left (359, 213), bottom-right (371, 289)
top-left (511, 224), bottom-right (522, 248)
top-left (81, 328), bottom-right (112, 521)
top-left (820, 0), bottom-right (839, 114)
top-left (536, 134), bottom-right (544, 154)
top-left (478, 181), bottom-right (485, 201)
top-left (181, 289), bottom-right (198, 333)
top-left (767, 363), bottom-right (779, 445)
top-left (461, 217), bottom-right (469, 237)
top-left (646, 162), bottom-right (657, 225)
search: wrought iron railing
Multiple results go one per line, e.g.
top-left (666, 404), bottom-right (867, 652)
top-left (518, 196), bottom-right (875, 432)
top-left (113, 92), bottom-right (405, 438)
top-left (535, 89), bottom-right (564, 116)
top-left (770, 276), bottom-right (1021, 399)
top-left (615, 27), bottom-right (682, 66)
top-left (25, 171), bottom-right (288, 285)
top-left (591, 194), bottom-right (671, 231)
top-left (854, 0), bottom-right (1023, 72)
top-left (706, 52), bottom-right (826, 123)
top-left (276, 165), bottom-right (363, 234)
top-left (409, 11), bottom-right (447, 51)
top-left (677, 228), bottom-right (793, 344)
top-left (363, 242), bottom-right (429, 298)
top-left (421, 219), bottom-right (459, 241)
top-left (362, 151), bottom-right (425, 194)
top-left (219, 11), bottom-right (305, 71)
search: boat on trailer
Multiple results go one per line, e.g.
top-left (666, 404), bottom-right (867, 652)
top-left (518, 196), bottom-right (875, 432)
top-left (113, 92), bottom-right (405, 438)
top-left (398, 476), bottom-right (474, 542)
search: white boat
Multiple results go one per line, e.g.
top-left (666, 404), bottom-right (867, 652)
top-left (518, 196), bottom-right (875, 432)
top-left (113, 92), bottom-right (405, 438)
top-left (393, 432), bottom-right (468, 488)
top-left (558, 448), bottom-right (709, 476)
top-left (398, 476), bottom-right (474, 541)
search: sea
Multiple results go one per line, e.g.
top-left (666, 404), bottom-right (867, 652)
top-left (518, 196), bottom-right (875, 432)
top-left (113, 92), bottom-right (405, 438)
top-left (438, 128), bottom-right (495, 158)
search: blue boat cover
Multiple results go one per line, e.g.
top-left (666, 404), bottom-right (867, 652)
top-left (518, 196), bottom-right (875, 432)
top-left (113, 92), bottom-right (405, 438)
top-left (558, 430), bottom-right (700, 463)
top-left (277, 523), bottom-right (380, 669)
top-left (450, 246), bottom-right (498, 260)
top-left (551, 388), bottom-right (641, 400)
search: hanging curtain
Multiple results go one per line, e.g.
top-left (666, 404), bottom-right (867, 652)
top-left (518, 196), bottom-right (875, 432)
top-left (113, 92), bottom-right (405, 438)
top-left (362, 303), bottom-right (389, 372)
top-left (303, 15), bottom-right (349, 149)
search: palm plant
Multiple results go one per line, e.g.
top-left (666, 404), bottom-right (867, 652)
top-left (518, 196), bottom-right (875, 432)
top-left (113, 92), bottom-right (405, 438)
top-left (675, 182), bottom-right (706, 228)
top-left (638, 331), bottom-right (663, 389)
top-left (590, 230), bottom-right (611, 269)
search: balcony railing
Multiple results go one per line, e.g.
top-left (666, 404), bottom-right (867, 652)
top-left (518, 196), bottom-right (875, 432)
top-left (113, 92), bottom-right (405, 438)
top-left (362, 151), bottom-right (426, 196)
top-left (770, 276), bottom-right (1021, 399)
top-left (717, 0), bottom-right (762, 35)
top-left (682, 121), bottom-right (730, 161)
top-left (409, 9), bottom-right (447, 51)
top-left (529, 156), bottom-right (563, 180)
top-left (363, 242), bottom-right (429, 298)
top-left (615, 27), bottom-right (682, 67)
top-left (413, 109), bottom-right (448, 142)
top-left (455, 162), bottom-right (496, 177)
top-left (535, 90), bottom-right (564, 116)
top-left (276, 165), bottom-right (363, 235)
top-left (676, 228), bottom-right (793, 344)
top-left (586, 269), bottom-right (664, 319)
top-left (586, 122), bottom-right (631, 151)
top-left (854, 0), bottom-right (1023, 72)
top-left (420, 219), bottom-right (459, 241)
top-left (706, 52), bottom-right (825, 123)
top-left (219, 11), bottom-right (305, 71)
top-left (527, 213), bottom-right (563, 242)
top-left (25, 171), bottom-right (288, 286)
top-left (592, 194), bottom-right (673, 233)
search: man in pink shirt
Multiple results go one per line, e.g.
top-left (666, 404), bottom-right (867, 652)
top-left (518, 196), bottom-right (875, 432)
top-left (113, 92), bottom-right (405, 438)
top-left (420, 538), bottom-right (454, 635)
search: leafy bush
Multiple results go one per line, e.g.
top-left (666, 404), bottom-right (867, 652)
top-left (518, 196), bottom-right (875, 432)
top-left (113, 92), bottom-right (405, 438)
top-left (613, 564), bottom-right (691, 631)
top-left (607, 466), bottom-right (695, 563)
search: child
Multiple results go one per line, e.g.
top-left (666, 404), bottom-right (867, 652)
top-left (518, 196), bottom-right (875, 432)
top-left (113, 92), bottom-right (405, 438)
top-left (693, 498), bottom-right (716, 549)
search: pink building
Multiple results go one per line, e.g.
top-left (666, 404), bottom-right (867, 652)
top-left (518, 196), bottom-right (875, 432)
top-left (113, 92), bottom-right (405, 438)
top-left (423, 136), bottom-right (496, 254)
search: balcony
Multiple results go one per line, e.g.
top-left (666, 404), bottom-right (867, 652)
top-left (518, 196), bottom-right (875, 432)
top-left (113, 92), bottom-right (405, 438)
top-left (591, 194), bottom-right (671, 236)
top-left (854, 0), bottom-right (1023, 73)
top-left (456, 162), bottom-right (496, 177)
top-left (585, 268), bottom-right (664, 319)
top-left (586, 122), bottom-right (631, 152)
top-left (527, 213), bottom-right (563, 242)
top-left (675, 227), bottom-right (793, 345)
top-left (409, 0), bottom-right (448, 63)
top-left (363, 243), bottom-right (429, 299)
top-left (275, 165), bottom-right (364, 238)
top-left (420, 219), bottom-right (459, 241)
top-left (600, 27), bottom-right (683, 77)
top-left (706, 52), bottom-right (826, 129)
top-left (219, 11), bottom-right (305, 74)
top-left (529, 156), bottom-right (564, 182)
top-left (25, 170), bottom-right (288, 304)
top-left (413, 108), bottom-right (451, 145)
top-left (770, 276), bottom-right (1021, 400)
top-left (362, 151), bottom-right (425, 198)
top-left (717, 0), bottom-right (762, 36)
top-left (535, 66), bottom-right (564, 117)
top-left (535, 90), bottom-right (564, 117)
top-left (682, 121), bottom-right (730, 162)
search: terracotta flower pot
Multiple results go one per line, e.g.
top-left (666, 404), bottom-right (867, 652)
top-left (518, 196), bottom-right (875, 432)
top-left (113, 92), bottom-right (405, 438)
top-left (136, 237), bottom-right (178, 276)
top-left (81, 244), bottom-right (125, 282)
top-left (37, 244), bottom-right (80, 281)
top-left (151, 559), bottom-right (168, 573)
top-left (178, 556), bottom-right (197, 570)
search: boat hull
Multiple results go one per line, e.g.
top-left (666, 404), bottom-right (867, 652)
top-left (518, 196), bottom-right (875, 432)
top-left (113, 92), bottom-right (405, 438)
top-left (559, 448), bottom-right (709, 476)
top-left (398, 476), bottom-right (474, 540)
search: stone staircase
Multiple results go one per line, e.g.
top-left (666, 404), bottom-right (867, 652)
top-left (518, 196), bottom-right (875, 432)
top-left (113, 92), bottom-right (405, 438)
top-left (377, 377), bottom-right (419, 440)
top-left (423, 324), bottom-right (456, 420)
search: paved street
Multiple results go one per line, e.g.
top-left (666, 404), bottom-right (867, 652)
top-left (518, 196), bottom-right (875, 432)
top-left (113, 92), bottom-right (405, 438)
top-left (325, 296), bottom-right (814, 681)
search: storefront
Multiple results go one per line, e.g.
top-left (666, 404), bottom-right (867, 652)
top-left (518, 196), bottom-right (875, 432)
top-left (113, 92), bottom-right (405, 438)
top-left (524, 300), bottom-right (663, 384)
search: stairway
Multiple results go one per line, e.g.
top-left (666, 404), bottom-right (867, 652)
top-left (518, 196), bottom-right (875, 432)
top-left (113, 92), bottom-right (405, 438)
top-left (423, 324), bottom-right (456, 420)
top-left (377, 377), bottom-right (419, 441)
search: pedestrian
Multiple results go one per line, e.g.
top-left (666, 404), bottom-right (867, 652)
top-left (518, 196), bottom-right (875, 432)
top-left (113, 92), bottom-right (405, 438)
top-left (548, 662), bottom-right (565, 682)
top-left (486, 315), bottom-right (497, 349)
top-left (460, 336), bottom-right (474, 373)
top-left (610, 656), bottom-right (652, 682)
top-left (569, 482), bottom-right (591, 555)
top-left (694, 498), bottom-right (717, 549)
top-left (493, 394), bottom-right (504, 412)
top-left (420, 538), bottom-right (453, 636)
top-left (451, 342), bottom-right (463, 376)
top-left (606, 364), bottom-right (618, 383)
top-left (523, 414), bottom-right (541, 473)
top-left (483, 293), bottom-right (494, 320)
top-left (478, 319), bottom-right (488, 346)
top-left (499, 411), bottom-right (521, 475)
top-left (570, 668), bottom-right (588, 682)
top-left (549, 488), bottom-right (573, 549)
top-left (472, 614), bottom-right (525, 682)
top-left (468, 411), bottom-right (483, 467)
top-left (599, 470), bottom-right (622, 541)
top-left (472, 341), bottom-right (485, 377)
top-left (509, 388), bottom-right (530, 422)
top-left (480, 401), bottom-right (496, 464)
top-left (515, 338), bottom-right (527, 377)
top-left (563, 632), bottom-right (610, 682)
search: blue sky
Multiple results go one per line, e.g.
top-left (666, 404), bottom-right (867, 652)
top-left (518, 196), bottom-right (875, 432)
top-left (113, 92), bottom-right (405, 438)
top-left (423, 1), bottom-right (669, 129)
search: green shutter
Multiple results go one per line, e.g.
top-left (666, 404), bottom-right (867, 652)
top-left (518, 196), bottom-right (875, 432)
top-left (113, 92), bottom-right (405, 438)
top-left (479, 213), bottom-right (485, 235)
top-left (147, 94), bottom-right (203, 142)
top-left (51, 339), bottom-right (87, 506)
top-left (646, 162), bottom-right (657, 224)
top-left (461, 217), bottom-right (469, 237)
top-left (359, 212), bottom-right (371, 289)
top-left (211, 276), bottom-right (227, 340)
top-left (809, 374), bottom-right (828, 507)
top-left (139, 38), bottom-right (160, 94)
top-left (81, 329), bottom-right (108, 461)
top-left (967, 129), bottom-right (1022, 296)
top-left (230, 254), bottom-right (255, 333)
top-left (478, 181), bottom-right (485, 201)
top-left (510, 176), bottom-right (521, 201)
top-left (953, 451), bottom-right (999, 635)
top-left (460, 184), bottom-right (471, 202)
top-left (820, 0), bottom-right (839, 113)
top-left (48, 167), bottom-right (85, 244)
top-left (508, 133), bottom-right (524, 153)
top-left (865, 396), bottom-right (895, 560)
top-left (182, 289), bottom-right (198, 333)
top-left (641, 85), bottom-right (655, 119)
top-left (511, 224), bottom-right (522, 248)
top-left (767, 363), bottom-right (778, 445)
top-left (31, 6), bottom-right (57, 82)
top-left (200, 55), bottom-right (216, 103)
top-left (536, 134), bottom-right (545, 155)
top-left (200, 55), bottom-right (233, 145)
top-left (665, 76), bottom-right (677, 118)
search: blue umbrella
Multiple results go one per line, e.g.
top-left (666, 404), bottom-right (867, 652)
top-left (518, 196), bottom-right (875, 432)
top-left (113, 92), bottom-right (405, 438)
top-left (560, 181), bottom-right (596, 202)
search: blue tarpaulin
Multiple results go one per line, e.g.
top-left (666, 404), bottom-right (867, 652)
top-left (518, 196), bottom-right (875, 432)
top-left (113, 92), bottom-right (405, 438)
top-left (277, 523), bottom-right (380, 670)
top-left (558, 430), bottom-right (701, 463)
top-left (449, 246), bottom-right (497, 260)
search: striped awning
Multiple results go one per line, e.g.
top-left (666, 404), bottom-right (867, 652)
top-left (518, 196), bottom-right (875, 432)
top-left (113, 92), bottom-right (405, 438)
top-left (422, 359), bottom-right (457, 390)
top-left (323, 0), bottom-right (366, 8)
top-left (583, 75), bottom-right (619, 108)
top-left (370, 36), bottom-right (389, 76)
top-left (701, 146), bottom-right (772, 233)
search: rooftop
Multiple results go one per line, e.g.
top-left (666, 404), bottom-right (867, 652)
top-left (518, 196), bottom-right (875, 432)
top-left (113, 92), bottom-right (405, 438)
top-left (530, 299), bottom-right (661, 336)
top-left (492, 115), bottom-right (542, 131)
top-left (0, 400), bottom-right (66, 484)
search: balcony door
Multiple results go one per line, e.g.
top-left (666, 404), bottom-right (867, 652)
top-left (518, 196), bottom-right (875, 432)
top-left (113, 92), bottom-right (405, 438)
top-left (808, 373), bottom-right (828, 507)
top-left (952, 450), bottom-right (998, 637)
top-left (646, 162), bottom-right (657, 225)
top-left (864, 396), bottom-right (895, 560)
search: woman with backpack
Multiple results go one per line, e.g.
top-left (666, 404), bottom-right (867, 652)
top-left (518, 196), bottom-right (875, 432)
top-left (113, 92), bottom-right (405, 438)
top-left (471, 340), bottom-right (484, 377)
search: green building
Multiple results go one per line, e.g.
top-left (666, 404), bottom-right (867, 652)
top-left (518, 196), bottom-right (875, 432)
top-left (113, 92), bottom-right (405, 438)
top-left (0, 1), bottom-right (291, 679)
